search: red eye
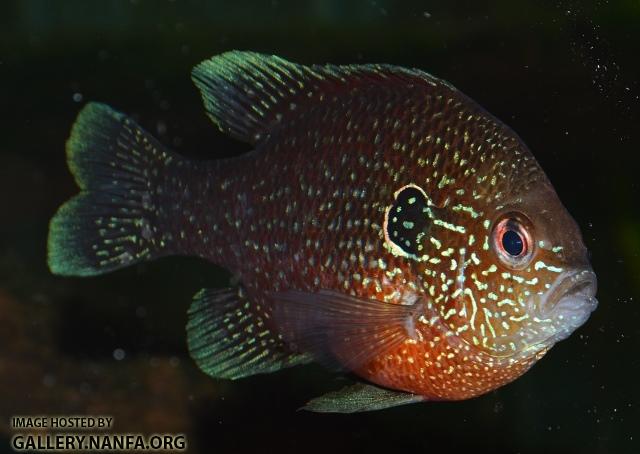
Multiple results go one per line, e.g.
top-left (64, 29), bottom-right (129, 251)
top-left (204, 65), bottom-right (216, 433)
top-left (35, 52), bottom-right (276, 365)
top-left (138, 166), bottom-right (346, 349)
top-left (492, 214), bottom-right (534, 268)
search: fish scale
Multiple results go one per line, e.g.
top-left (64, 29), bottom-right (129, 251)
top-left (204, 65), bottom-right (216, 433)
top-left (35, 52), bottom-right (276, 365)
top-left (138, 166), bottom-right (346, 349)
top-left (47, 51), bottom-right (597, 412)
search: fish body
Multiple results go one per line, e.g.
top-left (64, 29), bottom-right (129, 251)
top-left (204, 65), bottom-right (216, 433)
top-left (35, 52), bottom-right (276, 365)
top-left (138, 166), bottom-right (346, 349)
top-left (48, 52), bottom-right (597, 411)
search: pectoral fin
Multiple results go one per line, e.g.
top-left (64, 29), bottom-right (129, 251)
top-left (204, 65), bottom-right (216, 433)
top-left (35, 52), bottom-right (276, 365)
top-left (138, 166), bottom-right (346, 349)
top-left (272, 289), bottom-right (424, 371)
top-left (303, 382), bottom-right (425, 413)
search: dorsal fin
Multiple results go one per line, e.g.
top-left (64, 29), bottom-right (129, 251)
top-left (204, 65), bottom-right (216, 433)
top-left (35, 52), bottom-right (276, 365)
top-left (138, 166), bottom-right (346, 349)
top-left (191, 51), bottom-right (450, 144)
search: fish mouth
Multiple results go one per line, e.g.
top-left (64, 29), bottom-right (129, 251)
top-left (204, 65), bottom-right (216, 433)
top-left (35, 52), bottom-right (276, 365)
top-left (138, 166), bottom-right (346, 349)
top-left (533, 269), bottom-right (598, 345)
top-left (493, 269), bottom-right (598, 359)
top-left (544, 269), bottom-right (597, 312)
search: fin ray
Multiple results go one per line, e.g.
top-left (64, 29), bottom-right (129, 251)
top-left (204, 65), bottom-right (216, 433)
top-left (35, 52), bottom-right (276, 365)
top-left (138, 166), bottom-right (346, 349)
top-left (187, 287), bottom-right (311, 380)
top-left (303, 382), bottom-right (424, 413)
top-left (48, 103), bottom-right (176, 276)
top-left (272, 290), bottom-right (424, 371)
top-left (192, 50), bottom-right (448, 144)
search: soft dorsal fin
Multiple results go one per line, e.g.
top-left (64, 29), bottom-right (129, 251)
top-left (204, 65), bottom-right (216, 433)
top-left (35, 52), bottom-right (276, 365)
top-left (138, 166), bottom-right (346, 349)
top-left (191, 51), bottom-right (449, 144)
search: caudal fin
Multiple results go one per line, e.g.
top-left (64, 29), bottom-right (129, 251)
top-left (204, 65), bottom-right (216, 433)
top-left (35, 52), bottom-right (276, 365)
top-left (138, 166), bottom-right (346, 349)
top-left (48, 103), bottom-right (175, 276)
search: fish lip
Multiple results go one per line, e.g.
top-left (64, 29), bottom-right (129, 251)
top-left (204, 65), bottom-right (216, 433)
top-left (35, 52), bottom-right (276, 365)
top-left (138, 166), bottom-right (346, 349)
top-left (542, 269), bottom-right (598, 314)
top-left (533, 269), bottom-right (598, 345)
top-left (484, 269), bottom-right (598, 360)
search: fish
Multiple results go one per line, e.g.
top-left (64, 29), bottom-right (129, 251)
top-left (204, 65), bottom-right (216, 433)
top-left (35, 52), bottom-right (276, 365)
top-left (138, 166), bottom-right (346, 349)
top-left (47, 51), bottom-right (598, 413)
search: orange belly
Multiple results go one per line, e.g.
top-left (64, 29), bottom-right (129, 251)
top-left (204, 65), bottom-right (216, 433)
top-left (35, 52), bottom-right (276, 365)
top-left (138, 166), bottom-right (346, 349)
top-left (356, 332), bottom-right (548, 400)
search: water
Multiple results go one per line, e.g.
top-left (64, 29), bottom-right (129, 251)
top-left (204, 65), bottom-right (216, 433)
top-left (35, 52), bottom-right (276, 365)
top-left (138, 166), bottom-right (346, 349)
top-left (1, 1), bottom-right (639, 452)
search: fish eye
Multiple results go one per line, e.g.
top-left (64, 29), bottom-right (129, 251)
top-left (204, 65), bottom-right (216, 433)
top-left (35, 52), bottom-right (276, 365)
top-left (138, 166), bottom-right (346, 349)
top-left (502, 229), bottom-right (524, 256)
top-left (492, 214), bottom-right (534, 268)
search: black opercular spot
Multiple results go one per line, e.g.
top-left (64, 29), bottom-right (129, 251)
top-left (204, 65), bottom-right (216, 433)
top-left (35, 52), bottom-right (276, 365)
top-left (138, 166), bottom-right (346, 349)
top-left (385, 186), bottom-right (430, 256)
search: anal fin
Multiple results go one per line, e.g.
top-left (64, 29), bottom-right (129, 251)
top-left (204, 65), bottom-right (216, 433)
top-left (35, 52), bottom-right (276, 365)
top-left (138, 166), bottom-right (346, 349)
top-left (303, 382), bottom-right (424, 413)
top-left (187, 287), bottom-right (311, 380)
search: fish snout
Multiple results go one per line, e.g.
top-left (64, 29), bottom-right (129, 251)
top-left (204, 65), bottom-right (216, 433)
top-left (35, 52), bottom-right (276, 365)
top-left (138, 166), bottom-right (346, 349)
top-left (537, 269), bottom-right (598, 344)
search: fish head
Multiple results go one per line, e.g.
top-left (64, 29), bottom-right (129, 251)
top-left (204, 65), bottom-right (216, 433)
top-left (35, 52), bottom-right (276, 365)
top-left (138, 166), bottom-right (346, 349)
top-left (481, 173), bottom-right (598, 357)
top-left (384, 145), bottom-right (597, 360)
top-left (439, 156), bottom-right (596, 360)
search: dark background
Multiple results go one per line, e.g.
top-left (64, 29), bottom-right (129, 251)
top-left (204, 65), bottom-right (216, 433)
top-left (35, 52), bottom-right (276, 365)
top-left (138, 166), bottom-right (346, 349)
top-left (1, 1), bottom-right (639, 453)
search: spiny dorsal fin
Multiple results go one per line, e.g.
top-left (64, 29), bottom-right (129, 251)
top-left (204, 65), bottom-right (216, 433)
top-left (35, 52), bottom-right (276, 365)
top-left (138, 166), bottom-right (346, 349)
top-left (191, 50), bottom-right (450, 144)
top-left (187, 286), bottom-right (311, 380)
